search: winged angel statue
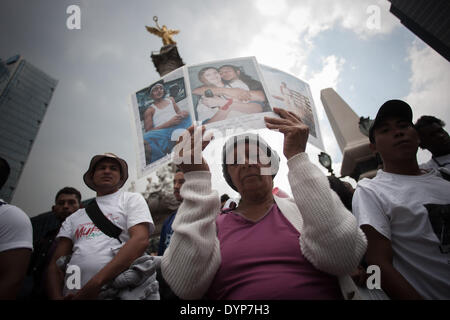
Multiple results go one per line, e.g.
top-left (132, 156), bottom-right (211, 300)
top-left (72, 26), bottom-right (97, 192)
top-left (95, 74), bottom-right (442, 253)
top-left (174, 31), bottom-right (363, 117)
top-left (145, 16), bottom-right (179, 46)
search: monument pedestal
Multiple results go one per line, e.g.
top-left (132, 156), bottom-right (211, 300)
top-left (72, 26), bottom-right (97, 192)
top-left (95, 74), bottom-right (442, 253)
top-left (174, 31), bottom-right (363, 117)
top-left (341, 139), bottom-right (378, 180)
top-left (321, 88), bottom-right (379, 180)
top-left (151, 44), bottom-right (185, 77)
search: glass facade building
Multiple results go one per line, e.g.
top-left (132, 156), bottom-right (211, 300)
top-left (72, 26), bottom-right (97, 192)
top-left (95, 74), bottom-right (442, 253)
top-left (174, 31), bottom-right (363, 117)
top-left (388, 0), bottom-right (450, 62)
top-left (0, 56), bottom-right (57, 202)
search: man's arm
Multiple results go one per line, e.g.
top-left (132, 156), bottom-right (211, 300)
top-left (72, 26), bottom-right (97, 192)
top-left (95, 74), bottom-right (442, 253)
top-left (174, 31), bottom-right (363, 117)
top-left (171, 97), bottom-right (189, 118)
top-left (46, 237), bottom-right (73, 300)
top-left (361, 225), bottom-right (423, 299)
top-left (144, 107), bottom-right (155, 132)
top-left (70, 222), bottom-right (150, 300)
top-left (0, 248), bottom-right (31, 299)
top-left (203, 99), bottom-right (263, 123)
top-left (217, 87), bottom-right (265, 102)
top-left (157, 220), bottom-right (168, 256)
top-left (193, 86), bottom-right (265, 102)
top-left (0, 205), bottom-right (33, 299)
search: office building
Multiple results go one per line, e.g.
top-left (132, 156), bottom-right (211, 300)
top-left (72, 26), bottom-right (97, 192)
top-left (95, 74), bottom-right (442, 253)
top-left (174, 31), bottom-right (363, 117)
top-left (389, 0), bottom-right (450, 62)
top-left (0, 55), bottom-right (57, 202)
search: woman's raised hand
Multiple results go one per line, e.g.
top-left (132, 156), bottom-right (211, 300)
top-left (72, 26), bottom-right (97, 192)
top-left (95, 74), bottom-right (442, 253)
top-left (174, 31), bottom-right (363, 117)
top-left (264, 107), bottom-right (309, 160)
top-left (173, 125), bottom-right (213, 173)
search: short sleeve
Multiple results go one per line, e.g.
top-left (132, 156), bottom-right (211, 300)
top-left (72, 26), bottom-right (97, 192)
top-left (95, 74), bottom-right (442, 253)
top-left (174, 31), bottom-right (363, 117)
top-left (56, 214), bottom-right (74, 241)
top-left (352, 185), bottom-right (391, 240)
top-left (125, 193), bottom-right (155, 235)
top-left (0, 205), bottom-right (33, 252)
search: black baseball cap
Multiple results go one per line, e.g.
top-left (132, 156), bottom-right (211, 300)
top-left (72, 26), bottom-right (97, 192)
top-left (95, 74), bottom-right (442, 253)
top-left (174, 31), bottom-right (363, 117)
top-left (369, 100), bottom-right (413, 143)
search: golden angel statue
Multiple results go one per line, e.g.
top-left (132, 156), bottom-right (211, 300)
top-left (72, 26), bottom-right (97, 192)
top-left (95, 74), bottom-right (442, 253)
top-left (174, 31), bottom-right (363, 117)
top-left (145, 16), bottom-right (179, 46)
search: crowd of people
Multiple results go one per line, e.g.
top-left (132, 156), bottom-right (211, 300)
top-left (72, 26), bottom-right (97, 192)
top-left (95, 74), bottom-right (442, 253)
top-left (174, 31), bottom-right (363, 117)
top-left (0, 99), bottom-right (449, 300)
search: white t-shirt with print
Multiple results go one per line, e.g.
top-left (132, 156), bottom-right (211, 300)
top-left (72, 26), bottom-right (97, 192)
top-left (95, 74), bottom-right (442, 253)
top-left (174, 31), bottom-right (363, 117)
top-left (353, 169), bottom-right (450, 299)
top-left (420, 154), bottom-right (450, 171)
top-left (0, 201), bottom-right (33, 252)
top-left (57, 190), bottom-right (154, 293)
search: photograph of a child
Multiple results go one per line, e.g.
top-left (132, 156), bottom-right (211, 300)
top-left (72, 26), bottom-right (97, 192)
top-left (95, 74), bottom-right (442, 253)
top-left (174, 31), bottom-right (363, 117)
top-left (135, 73), bottom-right (192, 166)
top-left (188, 57), bottom-right (270, 125)
top-left (261, 64), bottom-right (320, 143)
top-left (132, 57), bottom-right (323, 176)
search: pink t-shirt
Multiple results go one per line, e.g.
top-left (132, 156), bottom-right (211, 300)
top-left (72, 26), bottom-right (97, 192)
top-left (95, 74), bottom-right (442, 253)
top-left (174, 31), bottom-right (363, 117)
top-left (206, 204), bottom-right (342, 300)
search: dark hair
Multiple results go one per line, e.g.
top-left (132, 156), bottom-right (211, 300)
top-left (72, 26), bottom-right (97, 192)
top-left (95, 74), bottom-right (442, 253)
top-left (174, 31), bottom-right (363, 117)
top-left (219, 65), bottom-right (262, 90)
top-left (175, 167), bottom-right (183, 173)
top-left (55, 187), bottom-right (82, 204)
top-left (0, 157), bottom-right (10, 189)
top-left (220, 194), bottom-right (230, 203)
top-left (415, 115), bottom-right (446, 131)
top-left (219, 65), bottom-right (241, 73)
top-left (219, 64), bottom-right (269, 112)
top-left (198, 67), bottom-right (219, 83)
top-left (327, 176), bottom-right (353, 212)
top-left (149, 82), bottom-right (166, 99)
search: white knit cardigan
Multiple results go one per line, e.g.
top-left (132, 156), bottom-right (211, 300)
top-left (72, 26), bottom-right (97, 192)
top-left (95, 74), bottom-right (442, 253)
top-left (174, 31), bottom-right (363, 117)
top-left (161, 152), bottom-right (368, 300)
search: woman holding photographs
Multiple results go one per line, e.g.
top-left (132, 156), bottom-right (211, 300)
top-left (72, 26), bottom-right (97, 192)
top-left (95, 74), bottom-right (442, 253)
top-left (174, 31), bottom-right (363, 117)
top-left (143, 83), bottom-right (191, 164)
top-left (193, 67), bottom-right (265, 124)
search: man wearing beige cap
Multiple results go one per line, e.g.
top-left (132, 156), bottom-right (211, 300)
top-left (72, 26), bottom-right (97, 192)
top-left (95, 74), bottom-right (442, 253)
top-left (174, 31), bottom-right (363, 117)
top-left (46, 153), bottom-right (154, 300)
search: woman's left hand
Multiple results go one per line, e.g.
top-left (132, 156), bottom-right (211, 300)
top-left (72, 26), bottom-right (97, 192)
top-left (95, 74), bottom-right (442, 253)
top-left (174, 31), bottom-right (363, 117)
top-left (264, 107), bottom-right (309, 160)
top-left (173, 125), bottom-right (212, 173)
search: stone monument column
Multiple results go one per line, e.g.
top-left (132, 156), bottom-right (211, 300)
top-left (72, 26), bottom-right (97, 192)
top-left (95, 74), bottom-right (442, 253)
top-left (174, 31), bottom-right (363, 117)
top-left (320, 88), bottom-right (379, 180)
top-left (139, 18), bottom-right (185, 249)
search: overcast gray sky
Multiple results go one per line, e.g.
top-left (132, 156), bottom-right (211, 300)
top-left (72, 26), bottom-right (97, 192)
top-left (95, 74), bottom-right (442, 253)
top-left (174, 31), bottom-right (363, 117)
top-left (1, 0), bottom-right (449, 216)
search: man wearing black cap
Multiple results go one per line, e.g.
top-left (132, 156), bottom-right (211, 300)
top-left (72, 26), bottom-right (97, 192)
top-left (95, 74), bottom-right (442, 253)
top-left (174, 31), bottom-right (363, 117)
top-left (46, 153), bottom-right (154, 300)
top-left (353, 100), bottom-right (450, 299)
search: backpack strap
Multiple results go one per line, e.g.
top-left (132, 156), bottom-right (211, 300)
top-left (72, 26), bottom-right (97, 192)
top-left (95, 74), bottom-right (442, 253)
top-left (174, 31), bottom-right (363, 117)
top-left (85, 199), bottom-right (122, 243)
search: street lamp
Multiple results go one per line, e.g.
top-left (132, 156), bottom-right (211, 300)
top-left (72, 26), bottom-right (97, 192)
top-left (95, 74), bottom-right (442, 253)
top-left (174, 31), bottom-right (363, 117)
top-left (359, 116), bottom-right (384, 169)
top-left (318, 152), bottom-right (334, 175)
top-left (358, 116), bottom-right (374, 138)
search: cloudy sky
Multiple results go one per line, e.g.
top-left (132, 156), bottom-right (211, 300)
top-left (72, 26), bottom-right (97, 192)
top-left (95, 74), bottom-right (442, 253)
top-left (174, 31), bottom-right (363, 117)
top-left (1, 0), bottom-right (449, 216)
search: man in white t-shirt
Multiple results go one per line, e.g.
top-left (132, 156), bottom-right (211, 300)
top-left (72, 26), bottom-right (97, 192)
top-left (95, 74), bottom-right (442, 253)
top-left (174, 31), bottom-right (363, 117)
top-left (353, 100), bottom-right (450, 299)
top-left (0, 156), bottom-right (33, 299)
top-left (46, 153), bottom-right (154, 300)
top-left (415, 115), bottom-right (450, 171)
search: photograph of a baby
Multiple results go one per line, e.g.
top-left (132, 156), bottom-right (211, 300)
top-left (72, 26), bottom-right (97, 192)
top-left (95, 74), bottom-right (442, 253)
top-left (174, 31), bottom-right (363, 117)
top-left (261, 64), bottom-right (319, 139)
